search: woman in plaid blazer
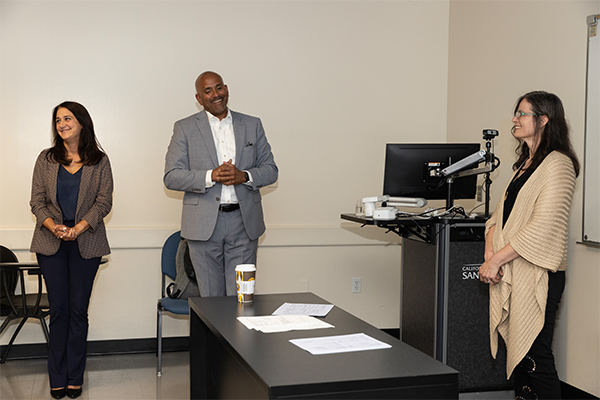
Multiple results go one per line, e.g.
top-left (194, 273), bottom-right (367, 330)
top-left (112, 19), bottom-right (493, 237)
top-left (30, 101), bottom-right (113, 400)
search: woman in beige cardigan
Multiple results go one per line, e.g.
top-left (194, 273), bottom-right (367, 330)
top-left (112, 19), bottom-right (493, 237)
top-left (479, 91), bottom-right (579, 399)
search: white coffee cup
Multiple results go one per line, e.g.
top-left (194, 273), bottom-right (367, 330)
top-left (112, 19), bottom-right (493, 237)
top-left (235, 264), bottom-right (256, 303)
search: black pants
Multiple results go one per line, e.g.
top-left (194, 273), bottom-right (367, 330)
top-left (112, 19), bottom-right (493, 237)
top-left (37, 240), bottom-right (100, 389)
top-left (513, 271), bottom-right (565, 400)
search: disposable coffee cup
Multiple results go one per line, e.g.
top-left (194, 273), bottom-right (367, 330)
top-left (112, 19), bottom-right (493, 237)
top-left (235, 264), bottom-right (256, 303)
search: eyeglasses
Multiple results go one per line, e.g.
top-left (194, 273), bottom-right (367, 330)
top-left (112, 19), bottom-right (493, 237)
top-left (514, 110), bottom-right (537, 118)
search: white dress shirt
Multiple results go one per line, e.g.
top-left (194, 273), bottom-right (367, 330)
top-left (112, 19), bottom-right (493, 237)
top-left (204, 109), bottom-right (251, 204)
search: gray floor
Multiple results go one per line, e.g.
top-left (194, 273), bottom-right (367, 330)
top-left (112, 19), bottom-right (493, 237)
top-left (0, 351), bottom-right (514, 400)
top-left (0, 352), bottom-right (189, 400)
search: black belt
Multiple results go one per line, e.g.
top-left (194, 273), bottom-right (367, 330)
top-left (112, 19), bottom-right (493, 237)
top-left (219, 204), bottom-right (240, 212)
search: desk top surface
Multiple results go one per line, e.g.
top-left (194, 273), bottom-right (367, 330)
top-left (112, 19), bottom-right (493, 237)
top-left (340, 213), bottom-right (487, 226)
top-left (189, 292), bottom-right (457, 394)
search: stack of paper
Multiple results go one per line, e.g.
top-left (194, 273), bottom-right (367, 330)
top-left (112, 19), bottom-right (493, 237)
top-left (272, 303), bottom-right (334, 317)
top-left (237, 315), bottom-right (334, 333)
top-left (289, 333), bottom-right (392, 355)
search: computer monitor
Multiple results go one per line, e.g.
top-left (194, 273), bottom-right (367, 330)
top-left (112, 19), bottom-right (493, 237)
top-left (382, 143), bottom-right (481, 203)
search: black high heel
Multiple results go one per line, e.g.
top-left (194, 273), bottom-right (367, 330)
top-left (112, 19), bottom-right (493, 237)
top-left (66, 387), bottom-right (82, 399)
top-left (50, 388), bottom-right (66, 399)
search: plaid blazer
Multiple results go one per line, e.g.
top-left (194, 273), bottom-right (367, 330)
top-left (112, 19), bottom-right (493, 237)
top-left (30, 149), bottom-right (113, 259)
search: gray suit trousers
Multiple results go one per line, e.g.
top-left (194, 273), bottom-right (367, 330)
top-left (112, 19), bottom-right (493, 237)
top-left (186, 209), bottom-right (258, 297)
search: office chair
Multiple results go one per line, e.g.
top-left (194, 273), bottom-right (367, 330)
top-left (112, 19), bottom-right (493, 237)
top-left (0, 246), bottom-right (19, 317)
top-left (156, 231), bottom-right (189, 376)
top-left (0, 245), bottom-right (50, 363)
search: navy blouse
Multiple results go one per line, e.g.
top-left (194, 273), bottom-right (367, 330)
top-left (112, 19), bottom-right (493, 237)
top-left (57, 166), bottom-right (82, 224)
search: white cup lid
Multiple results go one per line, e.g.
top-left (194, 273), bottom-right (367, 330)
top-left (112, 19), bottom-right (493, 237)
top-left (235, 264), bottom-right (256, 272)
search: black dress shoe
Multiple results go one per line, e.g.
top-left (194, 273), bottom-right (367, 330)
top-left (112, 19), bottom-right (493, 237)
top-left (50, 388), bottom-right (66, 399)
top-left (66, 387), bottom-right (82, 399)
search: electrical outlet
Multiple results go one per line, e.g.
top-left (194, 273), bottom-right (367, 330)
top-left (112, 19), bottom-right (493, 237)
top-left (352, 277), bottom-right (362, 293)
top-left (477, 185), bottom-right (483, 202)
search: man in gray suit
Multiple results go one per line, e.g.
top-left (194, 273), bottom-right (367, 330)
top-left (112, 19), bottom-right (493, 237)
top-left (164, 71), bottom-right (278, 297)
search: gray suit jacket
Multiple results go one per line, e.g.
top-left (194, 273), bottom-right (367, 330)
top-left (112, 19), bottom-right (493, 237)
top-left (164, 110), bottom-right (278, 241)
top-left (30, 149), bottom-right (113, 259)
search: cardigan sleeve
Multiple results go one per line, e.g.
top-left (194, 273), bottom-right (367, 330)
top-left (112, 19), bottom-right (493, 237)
top-left (508, 153), bottom-right (576, 272)
top-left (30, 151), bottom-right (55, 229)
top-left (485, 208), bottom-right (498, 236)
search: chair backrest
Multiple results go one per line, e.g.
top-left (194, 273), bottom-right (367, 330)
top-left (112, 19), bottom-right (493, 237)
top-left (161, 231), bottom-right (181, 281)
top-left (0, 246), bottom-right (18, 263)
top-left (1, 246), bottom-right (19, 310)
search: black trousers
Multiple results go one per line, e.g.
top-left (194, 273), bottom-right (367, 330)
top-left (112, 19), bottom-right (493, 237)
top-left (37, 240), bottom-right (100, 388)
top-left (513, 271), bottom-right (565, 400)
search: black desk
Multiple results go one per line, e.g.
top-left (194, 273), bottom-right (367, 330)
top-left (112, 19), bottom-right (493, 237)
top-left (340, 213), bottom-right (488, 244)
top-left (189, 292), bottom-right (458, 399)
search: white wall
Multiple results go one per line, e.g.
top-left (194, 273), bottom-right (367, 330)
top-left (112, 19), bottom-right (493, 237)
top-left (0, 1), bottom-right (450, 341)
top-left (4, 1), bottom-right (597, 396)
top-left (447, 1), bottom-right (600, 396)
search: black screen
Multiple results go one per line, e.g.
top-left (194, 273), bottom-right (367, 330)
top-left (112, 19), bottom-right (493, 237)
top-left (383, 143), bottom-right (481, 200)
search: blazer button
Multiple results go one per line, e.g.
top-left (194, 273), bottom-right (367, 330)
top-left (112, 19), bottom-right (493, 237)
top-left (216, 197), bottom-right (220, 202)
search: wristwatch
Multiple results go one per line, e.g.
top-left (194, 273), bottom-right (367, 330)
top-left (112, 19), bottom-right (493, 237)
top-left (244, 172), bottom-right (249, 183)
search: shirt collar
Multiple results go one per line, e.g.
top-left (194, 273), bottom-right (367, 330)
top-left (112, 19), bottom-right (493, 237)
top-left (206, 109), bottom-right (232, 124)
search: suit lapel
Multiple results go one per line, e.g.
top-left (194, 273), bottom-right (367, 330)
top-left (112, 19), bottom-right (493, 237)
top-left (49, 162), bottom-right (60, 210)
top-left (76, 165), bottom-right (92, 217)
top-left (195, 111), bottom-right (219, 167)
top-left (232, 112), bottom-right (246, 168)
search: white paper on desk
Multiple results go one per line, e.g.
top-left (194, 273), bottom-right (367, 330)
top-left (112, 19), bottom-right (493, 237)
top-left (289, 333), bottom-right (392, 355)
top-left (237, 315), bottom-right (334, 333)
top-left (272, 303), bottom-right (334, 317)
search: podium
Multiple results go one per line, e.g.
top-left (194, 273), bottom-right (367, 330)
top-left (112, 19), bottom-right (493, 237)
top-left (341, 214), bottom-right (512, 391)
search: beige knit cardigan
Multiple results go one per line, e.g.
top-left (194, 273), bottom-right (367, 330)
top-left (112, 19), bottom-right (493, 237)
top-left (485, 151), bottom-right (576, 378)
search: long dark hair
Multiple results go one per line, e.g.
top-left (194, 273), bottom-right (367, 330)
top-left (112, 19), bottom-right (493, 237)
top-left (46, 101), bottom-right (105, 166)
top-left (511, 91), bottom-right (580, 177)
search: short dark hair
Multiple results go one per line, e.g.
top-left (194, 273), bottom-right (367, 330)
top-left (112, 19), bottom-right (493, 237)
top-left (47, 101), bottom-right (105, 166)
top-left (512, 91), bottom-right (580, 177)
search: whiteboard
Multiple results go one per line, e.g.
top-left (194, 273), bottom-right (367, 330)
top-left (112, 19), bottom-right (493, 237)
top-left (583, 14), bottom-right (600, 246)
